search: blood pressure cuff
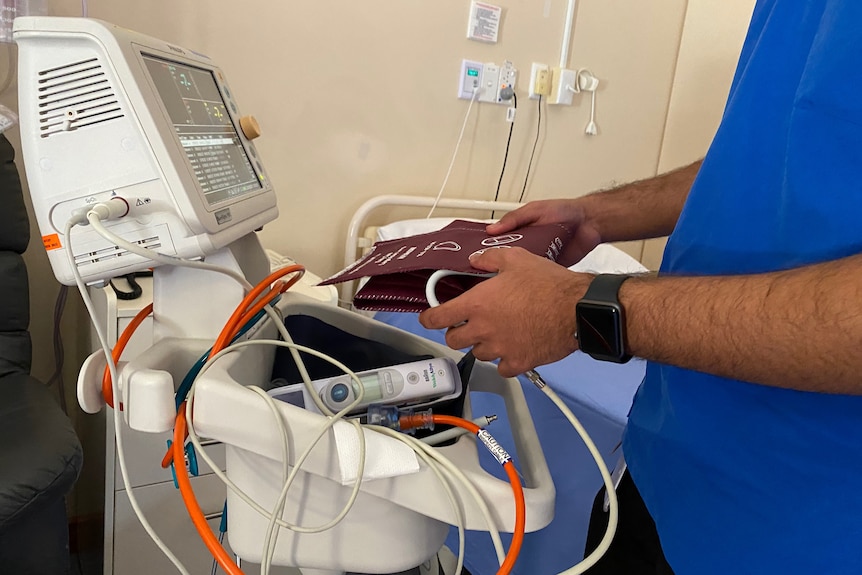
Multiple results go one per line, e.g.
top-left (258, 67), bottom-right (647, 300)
top-left (319, 219), bottom-right (575, 312)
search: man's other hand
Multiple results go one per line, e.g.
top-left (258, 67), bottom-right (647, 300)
top-left (487, 200), bottom-right (601, 267)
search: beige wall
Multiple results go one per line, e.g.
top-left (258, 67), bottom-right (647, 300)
top-left (77, 0), bottom-right (689, 272)
top-left (3, 1), bottom-right (752, 518)
top-left (641, 0), bottom-right (756, 269)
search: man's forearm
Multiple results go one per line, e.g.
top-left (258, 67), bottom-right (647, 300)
top-left (582, 160), bottom-right (701, 243)
top-left (620, 252), bottom-right (862, 394)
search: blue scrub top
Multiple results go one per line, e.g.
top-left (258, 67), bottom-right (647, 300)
top-left (624, 1), bottom-right (862, 573)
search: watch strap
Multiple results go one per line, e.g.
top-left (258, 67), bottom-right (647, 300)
top-left (582, 273), bottom-right (632, 302)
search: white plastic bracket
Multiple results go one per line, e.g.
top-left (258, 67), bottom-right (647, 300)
top-left (125, 368), bottom-right (176, 433)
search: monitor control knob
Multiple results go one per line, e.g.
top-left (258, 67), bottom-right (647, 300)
top-left (239, 115), bottom-right (261, 140)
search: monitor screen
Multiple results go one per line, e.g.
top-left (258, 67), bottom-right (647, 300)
top-left (141, 54), bottom-right (262, 206)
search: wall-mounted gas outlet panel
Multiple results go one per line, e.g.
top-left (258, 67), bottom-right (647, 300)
top-left (458, 59), bottom-right (517, 105)
top-left (496, 60), bottom-right (517, 104)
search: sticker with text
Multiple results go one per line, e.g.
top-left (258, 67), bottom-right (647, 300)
top-left (477, 428), bottom-right (512, 465)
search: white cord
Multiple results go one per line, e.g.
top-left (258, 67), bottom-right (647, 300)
top-left (64, 219), bottom-right (192, 575)
top-left (88, 203), bottom-right (329, 411)
top-left (82, 204), bottom-right (374, 573)
top-left (187, 337), bottom-right (508, 568)
top-left (372, 422), bottom-right (507, 566)
top-left (186, 340), bottom-right (366, 523)
top-left (81, 203), bottom-right (508, 571)
top-left (427, 87), bottom-right (479, 219)
top-left (246, 386), bottom-right (290, 575)
top-left (81, 205), bottom-right (320, 574)
top-left (87, 213), bottom-right (251, 289)
top-left (186, 339), bottom-right (366, 574)
top-left (540, 384), bottom-right (617, 574)
top-left (585, 90), bottom-right (598, 136)
top-left (369, 426), bottom-right (469, 575)
top-left (423, 271), bottom-right (618, 570)
top-left (425, 269), bottom-right (496, 308)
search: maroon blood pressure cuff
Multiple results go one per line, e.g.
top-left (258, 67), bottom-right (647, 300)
top-left (320, 220), bottom-right (574, 312)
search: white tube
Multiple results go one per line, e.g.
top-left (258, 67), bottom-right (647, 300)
top-left (559, 0), bottom-right (578, 69)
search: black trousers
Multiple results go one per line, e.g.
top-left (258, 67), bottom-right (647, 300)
top-left (583, 471), bottom-right (675, 575)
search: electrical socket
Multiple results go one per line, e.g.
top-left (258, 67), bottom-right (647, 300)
top-left (458, 59), bottom-right (484, 100)
top-left (549, 67), bottom-right (578, 105)
top-left (536, 69), bottom-right (551, 96)
top-left (529, 62), bottom-right (550, 99)
top-left (478, 63), bottom-right (500, 103)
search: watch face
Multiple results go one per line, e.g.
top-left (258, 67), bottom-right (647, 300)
top-left (576, 301), bottom-right (624, 361)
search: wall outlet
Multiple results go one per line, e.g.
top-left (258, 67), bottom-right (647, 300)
top-left (536, 69), bottom-right (551, 96)
top-left (529, 62), bottom-right (550, 99)
top-left (549, 67), bottom-right (578, 105)
top-left (496, 60), bottom-right (517, 104)
top-left (458, 59), bottom-right (484, 100)
top-left (479, 63), bottom-right (500, 103)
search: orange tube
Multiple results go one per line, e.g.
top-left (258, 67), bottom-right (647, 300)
top-left (102, 303), bottom-right (154, 408)
top-left (160, 267), bottom-right (304, 469)
top-left (401, 413), bottom-right (526, 575)
top-left (500, 460), bottom-right (526, 575)
top-left (174, 405), bottom-right (244, 575)
top-left (170, 265), bottom-right (304, 570)
top-left (211, 266), bottom-right (305, 354)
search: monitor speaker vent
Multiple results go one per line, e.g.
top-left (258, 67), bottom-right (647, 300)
top-left (37, 57), bottom-right (125, 138)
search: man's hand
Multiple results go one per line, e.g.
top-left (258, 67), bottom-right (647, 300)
top-left (419, 247), bottom-right (591, 377)
top-left (488, 200), bottom-right (601, 267)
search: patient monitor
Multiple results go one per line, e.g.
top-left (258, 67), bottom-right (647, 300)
top-left (14, 17), bottom-right (277, 286)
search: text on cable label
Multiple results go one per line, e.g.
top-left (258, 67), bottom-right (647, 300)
top-left (477, 428), bottom-right (511, 465)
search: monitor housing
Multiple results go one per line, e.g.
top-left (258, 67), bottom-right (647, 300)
top-left (14, 17), bottom-right (278, 285)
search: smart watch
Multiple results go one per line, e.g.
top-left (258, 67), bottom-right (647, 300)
top-left (575, 274), bottom-right (633, 363)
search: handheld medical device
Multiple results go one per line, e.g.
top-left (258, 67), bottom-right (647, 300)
top-left (272, 357), bottom-right (460, 415)
top-left (15, 17), bottom-right (277, 286)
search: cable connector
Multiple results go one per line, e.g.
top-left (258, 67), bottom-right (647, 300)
top-left (525, 369), bottom-right (547, 389)
top-left (87, 197), bottom-right (130, 222)
top-left (367, 404), bottom-right (435, 434)
top-left (166, 439), bottom-right (199, 489)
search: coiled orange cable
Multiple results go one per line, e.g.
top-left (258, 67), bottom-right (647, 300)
top-left (103, 265), bottom-right (524, 575)
top-left (102, 303), bottom-right (154, 408)
top-left (401, 413), bottom-right (526, 575)
top-left (102, 265), bottom-right (304, 575)
top-left (171, 265), bottom-right (303, 575)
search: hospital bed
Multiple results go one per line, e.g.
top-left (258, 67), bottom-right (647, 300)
top-left (341, 195), bottom-right (648, 574)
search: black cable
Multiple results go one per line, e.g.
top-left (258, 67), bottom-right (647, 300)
top-left (519, 94), bottom-right (543, 204)
top-left (46, 284), bottom-right (68, 414)
top-left (110, 273), bottom-right (144, 300)
top-left (492, 92), bottom-right (518, 219)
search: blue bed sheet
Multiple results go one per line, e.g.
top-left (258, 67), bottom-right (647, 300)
top-left (372, 311), bottom-right (645, 575)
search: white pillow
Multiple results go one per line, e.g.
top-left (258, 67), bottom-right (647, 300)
top-left (375, 217), bottom-right (495, 242)
top-left (570, 244), bottom-right (648, 274)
